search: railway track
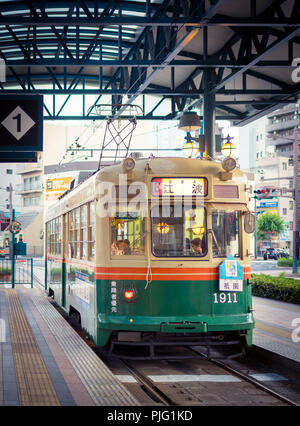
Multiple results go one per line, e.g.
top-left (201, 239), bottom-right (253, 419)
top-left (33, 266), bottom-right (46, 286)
top-left (29, 279), bottom-right (300, 407)
top-left (120, 359), bottom-right (176, 406)
top-left (189, 347), bottom-right (299, 407)
top-left (105, 346), bottom-right (300, 406)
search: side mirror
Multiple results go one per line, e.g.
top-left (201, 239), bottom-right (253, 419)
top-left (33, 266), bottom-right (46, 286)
top-left (244, 212), bottom-right (255, 234)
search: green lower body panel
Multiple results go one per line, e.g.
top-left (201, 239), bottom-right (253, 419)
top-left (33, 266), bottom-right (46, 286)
top-left (96, 278), bottom-right (255, 347)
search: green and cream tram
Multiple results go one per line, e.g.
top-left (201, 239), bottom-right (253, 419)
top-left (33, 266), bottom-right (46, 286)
top-left (45, 157), bottom-right (254, 355)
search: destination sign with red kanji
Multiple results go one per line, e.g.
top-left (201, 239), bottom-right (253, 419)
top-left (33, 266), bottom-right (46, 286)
top-left (151, 177), bottom-right (207, 197)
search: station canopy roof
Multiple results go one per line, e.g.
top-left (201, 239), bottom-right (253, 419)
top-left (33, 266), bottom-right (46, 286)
top-left (0, 0), bottom-right (300, 125)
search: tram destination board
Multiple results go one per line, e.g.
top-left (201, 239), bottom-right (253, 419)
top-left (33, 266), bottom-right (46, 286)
top-left (0, 95), bottom-right (43, 152)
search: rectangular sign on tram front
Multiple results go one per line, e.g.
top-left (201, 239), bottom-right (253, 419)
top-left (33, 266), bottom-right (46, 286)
top-left (151, 177), bottom-right (207, 197)
top-left (219, 254), bottom-right (243, 292)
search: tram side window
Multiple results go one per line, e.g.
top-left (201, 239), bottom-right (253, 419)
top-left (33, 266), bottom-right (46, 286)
top-left (47, 217), bottom-right (62, 255)
top-left (151, 205), bottom-right (207, 257)
top-left (110, 213), bottom-right (145, 256)
top-left (68, 203), bottom-right (95, 260)
top-left (75, 208), bottom-right (81, 258)
top-left (80, 205), bottom-right (87, 259)
top-left (88, 202), bottom-right (95, 260)
top-left (68, 210), bottom-right (76, 258)
top-left (212, 210), bottom-right (240, 258)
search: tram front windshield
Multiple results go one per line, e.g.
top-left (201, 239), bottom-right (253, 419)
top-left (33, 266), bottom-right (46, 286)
top-left (151, 205), bottom-right (207, 257)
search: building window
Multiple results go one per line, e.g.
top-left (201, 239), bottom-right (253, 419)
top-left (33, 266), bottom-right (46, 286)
top-left (282, 162), bottom-right (287, 170)
top-left (24, 196), bottom-right (40, 207)
top-left (289, 201), bottom-right (293, 210)
top-left (282, 208), bottom-right (287, 215)
top-left (289, 180), bottom-right (293, 189)
top-left (6, 169), bottom-right (13, 174)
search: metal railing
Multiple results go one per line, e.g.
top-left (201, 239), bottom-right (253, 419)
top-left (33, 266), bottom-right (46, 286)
top-left (0, 258), bottom-right (33, 287)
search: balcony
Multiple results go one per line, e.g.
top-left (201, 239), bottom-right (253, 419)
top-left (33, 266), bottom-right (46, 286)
top-left (17, 161), bottom-right (43, 175)
top-left (268, 103), bottom-right (300, 119)
top-left (266, 117), bottom-right (300, 134)
top-left (16, 183), bottom-right (43, 194)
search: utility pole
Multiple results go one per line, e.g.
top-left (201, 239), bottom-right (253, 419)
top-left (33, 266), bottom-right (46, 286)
top-left (293, 128), bottom-right (299, 274)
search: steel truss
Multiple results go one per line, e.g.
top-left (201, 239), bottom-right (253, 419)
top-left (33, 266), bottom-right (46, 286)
top-left (0, 0), bottom-right (299, 123)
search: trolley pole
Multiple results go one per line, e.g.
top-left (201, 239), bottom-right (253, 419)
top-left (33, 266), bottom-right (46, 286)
top-left (293, 128), bottom-right (299, 274)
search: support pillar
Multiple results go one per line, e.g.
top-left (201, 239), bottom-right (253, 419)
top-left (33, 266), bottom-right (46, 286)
top-left (203, 68), bottom-right (216, 158)
top-left (203, 27), bottom-right (216, 158)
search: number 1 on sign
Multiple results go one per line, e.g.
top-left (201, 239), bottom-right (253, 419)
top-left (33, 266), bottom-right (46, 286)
top-left (13, 113), bottom-right (21, 132)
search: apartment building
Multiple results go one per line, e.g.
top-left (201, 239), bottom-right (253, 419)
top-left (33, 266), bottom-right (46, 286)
top-left (266, 100), bottom-right (300, 257)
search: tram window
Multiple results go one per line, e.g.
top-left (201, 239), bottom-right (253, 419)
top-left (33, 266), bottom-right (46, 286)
top-left (88, 202), bottom-right (95, 260)
top-left (47, 218), bottom-right (62, 255)
top-left (110, 213), bottom-right (145, 256)
top-left (212, 210), bottom-right (240, 258)
top-left (80, 205), bottom-right (88, 258)
top-left (57, 217), bottom-right (62, 255)
top-left (151, 205), bottom-right (207, 257)
top-left (68, 211), bottom-right (76, 258)
top-left (75, 208), bottom-right (81, 258)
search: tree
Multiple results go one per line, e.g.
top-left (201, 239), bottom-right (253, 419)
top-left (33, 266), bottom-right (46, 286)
top-left (257, 212), bottom-right (285, 244)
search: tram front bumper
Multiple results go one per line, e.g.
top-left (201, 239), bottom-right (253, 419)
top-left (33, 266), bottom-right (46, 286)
top-left (98, 313), bottom-right (254, 332)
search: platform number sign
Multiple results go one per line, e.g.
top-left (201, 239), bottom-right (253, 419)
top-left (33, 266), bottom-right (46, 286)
top-left (0, 95), bottom-right (43, 152)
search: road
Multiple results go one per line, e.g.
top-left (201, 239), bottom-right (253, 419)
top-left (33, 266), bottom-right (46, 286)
top-left (251, 260), bottom-right (293, 277)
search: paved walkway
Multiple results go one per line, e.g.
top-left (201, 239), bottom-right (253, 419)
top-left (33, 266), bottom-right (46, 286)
top-left (253, 296), bottom-right (300, 362)
top-left (0, 287), bottom-right (138, 406)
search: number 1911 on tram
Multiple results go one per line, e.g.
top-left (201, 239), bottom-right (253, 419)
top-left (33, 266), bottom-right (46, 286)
top-left (45, 157), bottom-right (255, 358)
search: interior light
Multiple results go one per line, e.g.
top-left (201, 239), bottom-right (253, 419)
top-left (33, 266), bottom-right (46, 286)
top-left (191, 224), bottom-right (205, 236)
top-left (156, 222), bottom-right (170, 234)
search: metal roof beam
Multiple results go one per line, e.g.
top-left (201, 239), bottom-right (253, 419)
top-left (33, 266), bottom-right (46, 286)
top-left (213, 27), bottom-right (300, 93)
top-left (0, 16), bottom-right (299, 27)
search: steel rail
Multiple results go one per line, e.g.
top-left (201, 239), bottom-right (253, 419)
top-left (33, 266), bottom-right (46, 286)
top-left (120, 359), bottom-right (176, 406)
top-left (190, 347), bottom-right (300, 407)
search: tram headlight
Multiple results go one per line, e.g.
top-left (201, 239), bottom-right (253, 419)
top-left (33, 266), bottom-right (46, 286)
top-left (122, 157), bottom-right (136, 172)
top-left (222, 157), bottom-right (236, 172)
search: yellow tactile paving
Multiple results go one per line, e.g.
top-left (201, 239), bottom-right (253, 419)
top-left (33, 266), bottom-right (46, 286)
top-left (27, 288), bottom-right (139, 406)
top-left (5, 290), bottom-right (60, 406)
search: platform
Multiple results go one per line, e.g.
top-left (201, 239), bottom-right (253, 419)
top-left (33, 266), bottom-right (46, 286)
top-left (0, 287), bottom-right (138, 406)
top-left (253, 296), bottom-right (300, 363)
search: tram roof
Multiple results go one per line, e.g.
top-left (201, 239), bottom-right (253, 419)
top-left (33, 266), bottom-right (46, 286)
top-left (98, 156), bottom-right (245, 183)
top-left (1, 1), bottom-right (300, 124)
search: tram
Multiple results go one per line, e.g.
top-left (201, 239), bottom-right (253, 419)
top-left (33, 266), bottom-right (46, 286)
top-left (45, 157), bottom-right (255, 357)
